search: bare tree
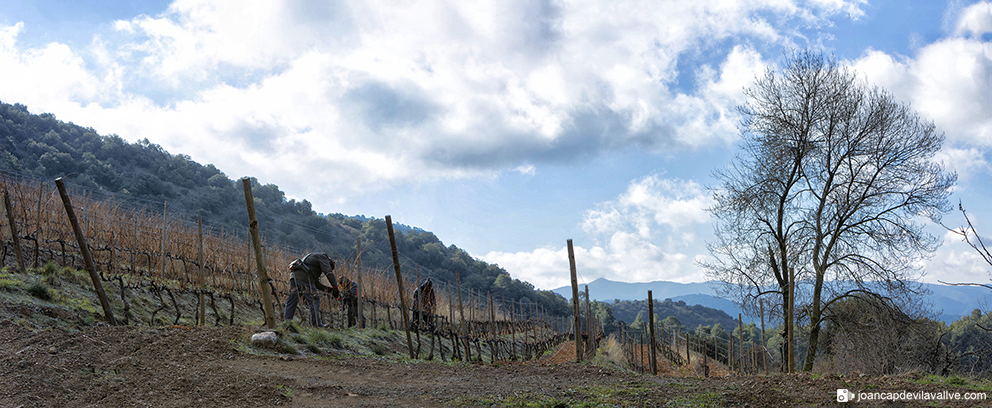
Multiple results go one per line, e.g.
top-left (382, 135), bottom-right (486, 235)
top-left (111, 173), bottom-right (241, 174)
top-left (942, 203), bottom-right (992, 288)
top-left (705, 50), bottom-right (956, 372)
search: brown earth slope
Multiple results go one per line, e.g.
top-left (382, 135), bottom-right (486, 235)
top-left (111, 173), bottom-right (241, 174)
top-left (2, 320), bottom-right (988, 407)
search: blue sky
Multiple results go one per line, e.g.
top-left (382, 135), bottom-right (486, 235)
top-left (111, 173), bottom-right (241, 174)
top-left (0, 0), bottom-right (990, 290)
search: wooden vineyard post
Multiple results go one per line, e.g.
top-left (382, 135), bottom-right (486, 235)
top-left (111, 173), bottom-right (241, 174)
top-left (703, 333), bottom-right (709, 378)
top-left (648, 290), bottom-right (657, 375)
top-left (197, 218), bottom-right (206, 326)
top-left (686, 329), bottom-right (691, 366)
top-left (385, 215), bottom-right (415, 359)
top-left (54, 178), bottom-right (116, 325)
top-left (585, 285), bottom-right (595, 358)
top-left (455, 270), bottom-right (470, 362)
top-left (2, 187), bottom-right (26, 273)
top-left (728, 332), bottom-right (734, 372)
top-left (567, 239), bottom-right (581, 362)
top-left (241, 178), bottom-right (276, 329)
top-left (34, 180), bottom-right (44, 268)
top-left (159, 202), bottom-right (168, 281)
top-left (738, 313), bottom-right (744, 374)
top-left (639, 332), bottom-right (644, 372)
top-left (356, 237), bottom-right (364, 329)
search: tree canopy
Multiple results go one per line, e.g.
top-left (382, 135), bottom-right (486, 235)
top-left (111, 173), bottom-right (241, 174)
top-left (704, 50), bottom-right (956, 372)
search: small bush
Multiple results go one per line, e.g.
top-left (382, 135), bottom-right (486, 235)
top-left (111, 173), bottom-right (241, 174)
top-left (44, 274), bottom-right (61, 288)
top-left (371, 343), bottom-right (387, 356)
top-left (306, 330), bottom-right (343, 349)
top-left (41, 262), bottom-right (59, 276)
top-left (26, 282), bottom-right (53, 301)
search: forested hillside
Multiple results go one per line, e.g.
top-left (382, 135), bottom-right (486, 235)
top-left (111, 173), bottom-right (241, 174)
top-left (0, 100), bottom-right (569, 315)
top-left (611, 298), bottom-right (737, 332)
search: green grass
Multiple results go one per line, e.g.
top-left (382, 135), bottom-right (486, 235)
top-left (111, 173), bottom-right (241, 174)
top-left (913, 374), bottom-right (992, 392)
top-left (0, 274), bottom-right (23, 291)
top-left (665, 391), bottom-right (724, 407)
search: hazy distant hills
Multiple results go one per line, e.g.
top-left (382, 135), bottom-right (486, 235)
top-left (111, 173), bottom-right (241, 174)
top-left (554, 278), bottom-right (992, 324)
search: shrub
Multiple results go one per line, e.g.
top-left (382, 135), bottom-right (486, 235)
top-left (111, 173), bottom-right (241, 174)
top-left (26, 282), bottom-right (52, 301)
top-left (41, 262), bottom-right (59, 276)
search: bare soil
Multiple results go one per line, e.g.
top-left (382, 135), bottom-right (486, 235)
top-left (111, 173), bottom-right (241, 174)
top-left (2, 319), bottom-right (987, 407)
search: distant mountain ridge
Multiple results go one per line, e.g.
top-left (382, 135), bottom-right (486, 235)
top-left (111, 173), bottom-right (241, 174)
top-left (554, 278), bottom-right (992, 324)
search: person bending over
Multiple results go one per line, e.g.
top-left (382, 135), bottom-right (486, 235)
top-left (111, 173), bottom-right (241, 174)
top-left (284, 252), bottom-right (339, 327)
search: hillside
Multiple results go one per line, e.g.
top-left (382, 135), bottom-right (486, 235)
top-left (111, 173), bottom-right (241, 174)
top-left (557, 278), bottom-right (992, 324)
top-left (0, 100), bottom-right (567, 315)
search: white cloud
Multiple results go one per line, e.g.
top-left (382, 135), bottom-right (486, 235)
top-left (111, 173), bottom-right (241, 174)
top-left (955, 1), bottom-right (992, 37)
top-left (0, 0), bottom-right (866, 208)
top-left (932, 147), bottom-right (991, 181)
top-left (484, 175), bottom-right (715, 289)
top-left (851, 24), bottom-right (992, 149)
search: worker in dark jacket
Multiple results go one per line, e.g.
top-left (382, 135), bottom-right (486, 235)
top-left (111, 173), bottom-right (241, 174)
top-left (284, 253), bottom-right (339, 327)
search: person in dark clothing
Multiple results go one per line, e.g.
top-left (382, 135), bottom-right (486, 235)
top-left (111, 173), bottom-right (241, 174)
top-left (339, 276), bottom-right (359, 327)
top-left (411, 278), bottom-right (436, 331)
top-left (284, 253), bottom-right (339, 327)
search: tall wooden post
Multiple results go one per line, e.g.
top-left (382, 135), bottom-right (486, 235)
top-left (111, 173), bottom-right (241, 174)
top-left (648, 290), bottom-right (657, 375)
top-left (585, 285), bottom-right (595, 357)
top-left (567, 239), bottom-right (581, 362)
top-left (159, 202), bottom-right (168, 281)
top-left (738, 313), bottom-right (744, 374)
top-left (34, 180), bottom-right (44, 268)
top-left (686, 328), bottom-right (691, 366)
top-left (385, 215), bottom-right (415, 359)
top-left (197, 218), bottom-right (205, 326)
top-left (455, 270), bottom-right (469, 361)
top-left (241, 178), bottom-right (275, 329)
top-left (2, 187), bottom-right (26, 273)
top-left (356, 237), bottom-right (364, 328)
top-left (54, 178), bottom-right (116, 325)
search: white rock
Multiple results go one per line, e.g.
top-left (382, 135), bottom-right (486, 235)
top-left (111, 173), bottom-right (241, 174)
top-left (251, 331), bottom-right (278, 348)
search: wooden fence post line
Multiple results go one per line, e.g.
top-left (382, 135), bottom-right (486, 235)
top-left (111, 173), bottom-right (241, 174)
top-left (356, 237), bottom-right (364, 328)
top-left (567, 239), bottom-right (581, 362)
top-left (54, 178), bottom-right (116, 326)
top-left (159, 202), bottom-right (168, 281)
top-left (197, 218), bottom-right (205, 326)
top-left (385, 215), bottom-right (415, 359)
top-left (241, 178), bottom-right (275, 329)
top-left (648, 290), bottom-right (657, 375)
top-left (455, 270), bottom-right (470, 362)
top-left (2, 187), bottom-right (26, 273)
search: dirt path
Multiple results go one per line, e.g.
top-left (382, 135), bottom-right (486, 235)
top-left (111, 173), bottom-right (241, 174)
top-left (2, 322), bottom-right (985, 407)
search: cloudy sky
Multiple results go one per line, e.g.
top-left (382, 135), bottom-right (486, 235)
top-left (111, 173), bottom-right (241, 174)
top-left (1, 0), bottom-right (990, 290)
